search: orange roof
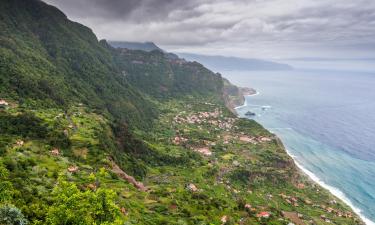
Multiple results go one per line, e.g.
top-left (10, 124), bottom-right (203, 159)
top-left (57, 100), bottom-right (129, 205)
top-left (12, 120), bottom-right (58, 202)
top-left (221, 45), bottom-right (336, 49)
top-left (257, 211), bottom-right (270, 217)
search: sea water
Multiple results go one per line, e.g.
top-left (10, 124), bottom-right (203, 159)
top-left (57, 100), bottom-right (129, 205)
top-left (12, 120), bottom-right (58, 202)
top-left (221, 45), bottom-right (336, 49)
top-left (225, 69), bottom-right (375, 224)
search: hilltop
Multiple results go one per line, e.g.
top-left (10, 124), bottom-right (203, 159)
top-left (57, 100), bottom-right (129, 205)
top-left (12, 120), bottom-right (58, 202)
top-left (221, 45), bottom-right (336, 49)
top-left (0, 0), bottom-right (362, 224)
top-left (109, 41), bottom-right (162, 52)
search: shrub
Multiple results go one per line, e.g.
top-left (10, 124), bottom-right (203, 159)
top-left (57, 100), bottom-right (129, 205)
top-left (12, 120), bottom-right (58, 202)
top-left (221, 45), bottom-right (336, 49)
top-left (0, 205), bottom-right (28, 225)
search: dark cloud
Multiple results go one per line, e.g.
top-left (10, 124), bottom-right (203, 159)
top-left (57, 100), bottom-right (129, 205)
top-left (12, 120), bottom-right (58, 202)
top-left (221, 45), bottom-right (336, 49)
top-left (44, 0), bottom-right (139, 19)
top-left (43, 0), bottom-right (375, 58)
top-left (44, 0), bottom-right (205, 21)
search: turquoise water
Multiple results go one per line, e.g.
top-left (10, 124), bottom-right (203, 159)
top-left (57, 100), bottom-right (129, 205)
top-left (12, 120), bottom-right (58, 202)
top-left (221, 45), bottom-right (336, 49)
top-left (226, 69), bottom-right (375, 224)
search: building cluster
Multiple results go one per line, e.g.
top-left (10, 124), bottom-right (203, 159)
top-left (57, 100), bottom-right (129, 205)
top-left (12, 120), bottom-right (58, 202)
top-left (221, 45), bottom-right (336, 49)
top-left (279, 193), bottom-right (301, 207)
top-left (173, 109), bottom-right (238, 133)
top-left (172, 136), bottom-right (188, 145)
top-left (320, 204), bottom-right (353, 219)
top-left (280, 193), bottom-right (353, 221)
top-left (239, 135), bottom-right (273, 144)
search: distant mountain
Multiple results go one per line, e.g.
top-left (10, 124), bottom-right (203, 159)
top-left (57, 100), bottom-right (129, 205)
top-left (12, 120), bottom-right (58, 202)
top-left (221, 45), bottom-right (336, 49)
top-left (109, 41), bottom-right (162, 52)
top-left (109, 42), bottom-right (292, 71)
top-left (109, 41), bottom-right (180, 60)
top-left (178, 53), bottom-right (293, 71)
top-left (286, 57), bottom-right (375, 61)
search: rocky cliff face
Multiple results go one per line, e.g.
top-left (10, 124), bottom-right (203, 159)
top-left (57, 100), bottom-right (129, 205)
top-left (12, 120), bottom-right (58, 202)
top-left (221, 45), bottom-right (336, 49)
top-left (222, 77), bottom-right (256, 113)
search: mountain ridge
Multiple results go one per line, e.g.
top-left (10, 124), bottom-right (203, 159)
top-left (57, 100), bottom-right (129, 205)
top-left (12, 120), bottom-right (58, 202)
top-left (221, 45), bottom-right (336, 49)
top-left (109, 41), bottom-right (163, 52)
top-left (108, 41), bottom-right (293, 71)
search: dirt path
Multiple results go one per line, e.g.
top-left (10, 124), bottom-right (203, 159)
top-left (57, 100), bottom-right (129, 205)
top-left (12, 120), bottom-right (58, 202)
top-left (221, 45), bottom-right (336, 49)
top-left (109, 159), bottom-right (148, 192)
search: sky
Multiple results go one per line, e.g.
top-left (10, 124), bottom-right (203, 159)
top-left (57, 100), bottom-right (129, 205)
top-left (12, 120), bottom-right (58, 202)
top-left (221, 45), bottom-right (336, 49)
top-left (43, 0), bottom-right (375, 59)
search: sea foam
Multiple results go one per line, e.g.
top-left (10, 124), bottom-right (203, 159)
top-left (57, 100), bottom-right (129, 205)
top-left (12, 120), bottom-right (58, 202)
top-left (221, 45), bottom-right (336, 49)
top-left (286, 149), bottom-right (375, 225)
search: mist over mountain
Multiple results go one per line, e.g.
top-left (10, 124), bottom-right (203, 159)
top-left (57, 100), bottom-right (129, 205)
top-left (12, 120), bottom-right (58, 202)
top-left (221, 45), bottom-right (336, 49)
top-left (178, 53), bottom-right (293, 72)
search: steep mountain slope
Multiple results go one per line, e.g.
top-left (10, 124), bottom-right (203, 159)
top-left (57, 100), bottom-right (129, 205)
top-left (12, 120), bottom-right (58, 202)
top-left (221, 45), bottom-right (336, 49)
top-left (113, 49), bottom-right (223, 99)
top-left (0, 0), bottom-right (157, 128)
top-left (0, 0), bottom-right (363, 225)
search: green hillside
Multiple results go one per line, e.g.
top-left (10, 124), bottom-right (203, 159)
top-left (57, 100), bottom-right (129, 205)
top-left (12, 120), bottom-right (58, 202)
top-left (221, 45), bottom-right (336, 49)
top-left (113, 49), bottom-right (223, 99)
top-left (0, 0), bottom-right (157, 128)
top-left (0, 0), bottom-right (362, 224)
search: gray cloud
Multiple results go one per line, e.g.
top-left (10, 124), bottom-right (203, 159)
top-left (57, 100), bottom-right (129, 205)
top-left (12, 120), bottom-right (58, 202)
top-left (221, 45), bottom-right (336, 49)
top-left (44, 0), bottom-right (205, 21)
top-left (43, 0), bottom-right (375, 59)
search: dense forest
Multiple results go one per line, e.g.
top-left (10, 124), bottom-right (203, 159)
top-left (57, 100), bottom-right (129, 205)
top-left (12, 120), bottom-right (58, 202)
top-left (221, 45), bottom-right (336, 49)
top-left (0, 0), bottom-right (362, 224)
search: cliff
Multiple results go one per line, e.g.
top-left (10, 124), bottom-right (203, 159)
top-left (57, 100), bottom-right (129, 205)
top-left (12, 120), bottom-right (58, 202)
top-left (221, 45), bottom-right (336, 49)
top-left (222, 78), bottom-right (256, 113)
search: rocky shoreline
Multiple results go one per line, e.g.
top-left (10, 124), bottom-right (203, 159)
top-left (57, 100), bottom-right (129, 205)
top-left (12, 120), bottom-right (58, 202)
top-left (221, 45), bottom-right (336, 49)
top-left (222, 78), bottom-right (256, 113)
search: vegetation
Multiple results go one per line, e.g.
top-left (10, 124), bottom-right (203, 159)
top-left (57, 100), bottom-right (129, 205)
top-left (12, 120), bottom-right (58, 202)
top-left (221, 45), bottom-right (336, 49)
top-left (46, 178), bottom-right (123, 225)
top-left (0, 0), bottom-right (157, 129)
top-left (0, 205), bottom-right (28, 225)
top-left (0, 0), bottom-right (363, 224)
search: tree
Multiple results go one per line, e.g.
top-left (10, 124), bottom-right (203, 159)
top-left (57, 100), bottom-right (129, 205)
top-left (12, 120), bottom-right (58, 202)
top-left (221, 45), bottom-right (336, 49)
top-left (0, 164), bottom-right (13, 203)
top-left (46, 178), bottom-right (124, 225)
top-left (0, 205), bottom-right (28, 225)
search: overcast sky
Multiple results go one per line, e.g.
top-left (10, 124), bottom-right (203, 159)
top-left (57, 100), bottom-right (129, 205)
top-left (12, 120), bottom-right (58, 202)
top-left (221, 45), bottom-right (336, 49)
top-left (43, 0), bottom-right (375, 59)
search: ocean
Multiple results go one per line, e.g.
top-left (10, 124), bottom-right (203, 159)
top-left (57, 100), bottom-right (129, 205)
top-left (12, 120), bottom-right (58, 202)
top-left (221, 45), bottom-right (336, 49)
top-left (225, 67), bottom-right (375, 224)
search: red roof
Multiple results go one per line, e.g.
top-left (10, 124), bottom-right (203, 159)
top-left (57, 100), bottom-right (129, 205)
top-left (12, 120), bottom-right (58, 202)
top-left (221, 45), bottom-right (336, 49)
top-left (257, 211), bottom-right (270, 217)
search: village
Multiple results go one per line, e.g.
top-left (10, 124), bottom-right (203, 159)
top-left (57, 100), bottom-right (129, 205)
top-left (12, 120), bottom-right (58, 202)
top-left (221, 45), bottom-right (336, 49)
top-left (148, 99), bottom-right (360, 225)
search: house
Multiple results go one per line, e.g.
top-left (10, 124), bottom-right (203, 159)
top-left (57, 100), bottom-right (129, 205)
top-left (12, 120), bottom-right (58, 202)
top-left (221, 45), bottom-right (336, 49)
top-left (193, 147), bottom-right (212, 156)
top-left (259, 136), bottom-right (272, 142)
top-left (257, 211), bottom-right (271, 218)
top-left (232, 160), bottom-right (240, 166)
top-left (120, 207), bottom-right (128, 215)
top-left (327, 207), bottom-right (334, 213)
top-left (329, 200), bottom-right (337, 205)
top-left (172, 136), bottom-right (188, 145)
top-left (87, 183), bottom-right (97, 191)
top-left (239, 136), bottom-right (257, 144)
top-left (172, 136), bottom-right (181, 145)
top-left (186, 183), bottom-right (198, 192)
top-left (221, 215), bottom-right (228, 224)
top-left (297, 183), bottom-right (305, 189)
top-left (16, 140), bottom-right (24, 146)
top-left (68, 166), bottom-right (79, 173)
top-left (0, 99), bottom-right (9, 109)
top-left (50, 148), bottom-right (60, 156)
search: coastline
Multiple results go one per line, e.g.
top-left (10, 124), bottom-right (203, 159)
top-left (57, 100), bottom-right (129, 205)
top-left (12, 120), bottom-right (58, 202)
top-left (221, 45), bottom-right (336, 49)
top-left (287, 149), bottom-right (375, 225)
top-left (234, 91), bottom-right (259, 110)
top-left (233, 92), bottom-right (373, 225)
